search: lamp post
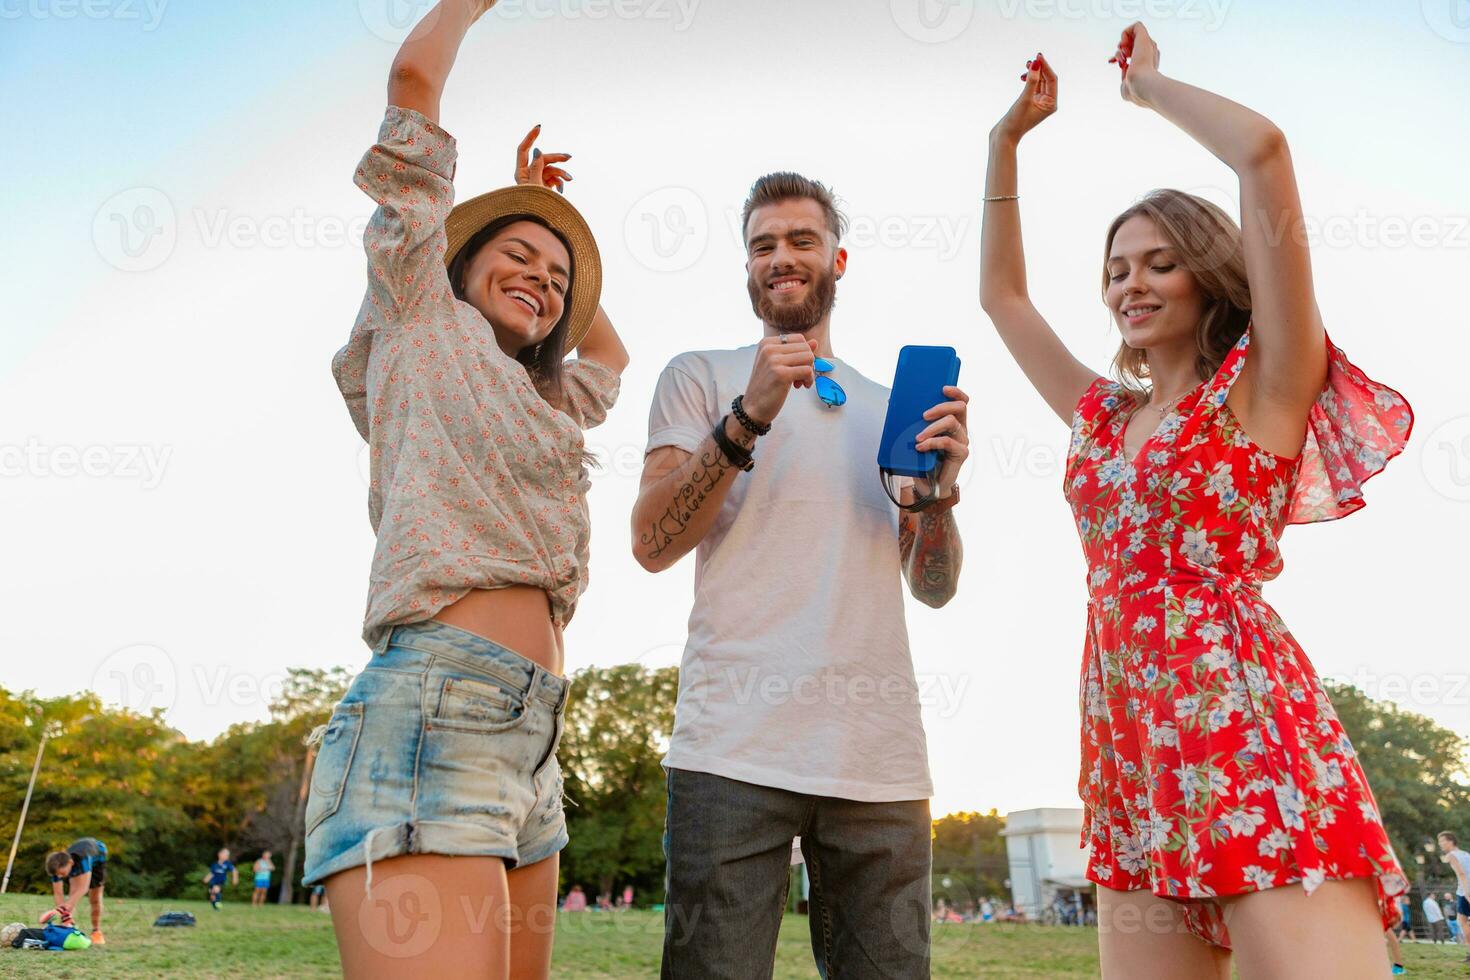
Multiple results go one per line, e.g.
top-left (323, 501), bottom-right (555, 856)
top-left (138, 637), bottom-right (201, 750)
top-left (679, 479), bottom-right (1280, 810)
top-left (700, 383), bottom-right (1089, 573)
top-left (2, 719), bottom-right (63, 894)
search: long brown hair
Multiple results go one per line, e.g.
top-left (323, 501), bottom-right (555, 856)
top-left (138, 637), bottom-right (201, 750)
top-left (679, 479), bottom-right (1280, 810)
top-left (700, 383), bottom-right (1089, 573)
top-left (448, 213), bottom-right (573, 411)
top-left (1101, 189), bottom-right (1252, 397)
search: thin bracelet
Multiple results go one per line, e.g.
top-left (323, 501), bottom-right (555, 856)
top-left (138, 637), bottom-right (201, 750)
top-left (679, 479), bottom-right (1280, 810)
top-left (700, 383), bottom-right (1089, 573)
top-left (926, 485), bottom-right (961, 515)
top-left (983, 194), bottom-right (1019, 202)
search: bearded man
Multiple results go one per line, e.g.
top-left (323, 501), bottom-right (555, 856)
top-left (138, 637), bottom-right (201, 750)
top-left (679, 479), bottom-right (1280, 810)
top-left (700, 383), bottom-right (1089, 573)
top-left (633, 172), bottom-right (972, 978)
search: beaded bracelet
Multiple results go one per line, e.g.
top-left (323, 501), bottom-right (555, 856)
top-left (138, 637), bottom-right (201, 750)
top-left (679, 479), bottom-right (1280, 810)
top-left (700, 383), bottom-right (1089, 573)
top-left (730, 395), bottom-right (771, 437)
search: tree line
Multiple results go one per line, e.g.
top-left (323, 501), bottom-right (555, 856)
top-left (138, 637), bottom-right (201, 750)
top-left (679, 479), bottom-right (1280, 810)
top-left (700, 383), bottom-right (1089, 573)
top-left (1, 667), bottom-right (1465, 905)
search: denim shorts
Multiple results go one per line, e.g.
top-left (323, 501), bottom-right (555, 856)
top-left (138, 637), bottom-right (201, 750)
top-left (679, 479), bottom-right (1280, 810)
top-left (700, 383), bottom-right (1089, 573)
top-left (301, 620), bottom-right (569, 889)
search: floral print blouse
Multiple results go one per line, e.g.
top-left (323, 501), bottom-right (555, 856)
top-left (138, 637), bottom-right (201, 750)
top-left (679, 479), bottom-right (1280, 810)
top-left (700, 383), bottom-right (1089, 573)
top-left (332, 106), bottom-right (620, 650)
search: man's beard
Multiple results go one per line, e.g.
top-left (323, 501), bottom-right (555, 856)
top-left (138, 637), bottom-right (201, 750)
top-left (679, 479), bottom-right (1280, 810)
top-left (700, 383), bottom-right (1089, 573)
top-left (747, 265), bottom-right (838, 332)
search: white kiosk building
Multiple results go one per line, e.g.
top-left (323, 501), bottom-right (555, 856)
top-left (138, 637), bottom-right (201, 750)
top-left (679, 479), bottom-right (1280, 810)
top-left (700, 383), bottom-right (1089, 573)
top-left (1001, 807), bottom-right (1093, 923)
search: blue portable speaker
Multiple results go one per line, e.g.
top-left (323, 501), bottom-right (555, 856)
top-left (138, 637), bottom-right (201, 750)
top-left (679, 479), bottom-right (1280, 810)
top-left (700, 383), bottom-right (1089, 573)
top-left (877, 345), bottom-right (962, 508)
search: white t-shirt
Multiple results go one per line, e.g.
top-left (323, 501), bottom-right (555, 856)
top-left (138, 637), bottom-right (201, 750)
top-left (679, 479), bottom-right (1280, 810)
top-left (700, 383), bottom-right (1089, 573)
top-left (1424, 896), bottom-right (1445, 923)
top-left (645, 345), bottom-right (933, 802)
top-left (1449, 849), bottom-right (1470, 897)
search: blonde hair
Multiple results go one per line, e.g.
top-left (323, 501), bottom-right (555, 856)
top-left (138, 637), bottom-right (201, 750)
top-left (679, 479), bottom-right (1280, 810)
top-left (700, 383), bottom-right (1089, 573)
top-left (1101, 189), bottom-right (1252, 396)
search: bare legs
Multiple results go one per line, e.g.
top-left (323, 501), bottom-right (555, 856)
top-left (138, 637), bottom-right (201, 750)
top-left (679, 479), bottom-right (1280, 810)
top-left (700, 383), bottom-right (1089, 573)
top-left (87, 885), bottom-right (103, 934)
top-left (1383, 925), bottom-right (1402, 969)
top-left (325, 852), bottom-right (560, 980)
top-left (1099, 878), bottom-right (1390, 980)
top-left (1222, 878), bottom-right (1389, 979)
top-left (1097, 885), bottom-right (1230, 980)
top-left (506, 852), bottom-right (560, 978)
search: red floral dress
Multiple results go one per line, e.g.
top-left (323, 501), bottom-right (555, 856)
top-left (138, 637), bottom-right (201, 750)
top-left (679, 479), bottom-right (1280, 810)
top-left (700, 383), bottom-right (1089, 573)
top-left (1064, 327), bottom-right (1414, 947)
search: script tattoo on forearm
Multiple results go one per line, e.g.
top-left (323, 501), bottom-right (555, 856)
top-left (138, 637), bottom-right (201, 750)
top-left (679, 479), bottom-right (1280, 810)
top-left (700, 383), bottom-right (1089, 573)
top-left (900, 507), bottom-right (962, 607)
top-left (641, 448), bottom-right (734, 563)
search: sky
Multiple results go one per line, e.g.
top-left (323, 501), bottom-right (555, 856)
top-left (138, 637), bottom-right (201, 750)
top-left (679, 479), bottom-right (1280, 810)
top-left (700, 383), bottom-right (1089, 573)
top-left (3, 0), bottom-right (1468, 819)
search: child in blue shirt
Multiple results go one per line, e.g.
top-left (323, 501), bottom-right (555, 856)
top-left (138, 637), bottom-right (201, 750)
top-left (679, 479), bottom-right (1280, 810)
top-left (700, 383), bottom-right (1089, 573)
top-left (203, 848), bottom-right (238, 910)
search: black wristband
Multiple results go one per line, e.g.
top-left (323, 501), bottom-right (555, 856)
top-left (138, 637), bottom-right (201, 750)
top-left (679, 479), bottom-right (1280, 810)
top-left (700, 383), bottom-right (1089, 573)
top-left (711, 417), bottom-right (754, 472)
top-left (730, 395), bottom-right (771, 437)
top-left (881, 471), bottom-right (939, 512)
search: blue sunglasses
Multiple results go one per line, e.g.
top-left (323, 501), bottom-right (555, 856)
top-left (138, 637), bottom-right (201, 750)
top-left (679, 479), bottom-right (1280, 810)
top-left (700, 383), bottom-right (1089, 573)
top-left (813, 357), bottom-right (846, 408)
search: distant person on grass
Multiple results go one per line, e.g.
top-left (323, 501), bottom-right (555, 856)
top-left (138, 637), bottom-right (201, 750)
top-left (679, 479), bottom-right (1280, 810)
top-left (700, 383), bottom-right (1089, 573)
top-left (1423, 892), bottom-right (1448, 942)
top-left (251, 851), bottom-right (274, 907)
top-left (1438, 831), bottom-right (1470, 960)
top-left (44, 836), bottom-right (108, 945)
top-left (1383, 925), bottom-right (1404, 976)
top-left (204, 848), bottom-right (238, 909)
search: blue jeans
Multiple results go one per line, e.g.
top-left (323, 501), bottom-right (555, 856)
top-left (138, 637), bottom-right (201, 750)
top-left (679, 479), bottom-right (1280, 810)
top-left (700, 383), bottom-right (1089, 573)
top-left (660, 767), bottom-right (931, 979)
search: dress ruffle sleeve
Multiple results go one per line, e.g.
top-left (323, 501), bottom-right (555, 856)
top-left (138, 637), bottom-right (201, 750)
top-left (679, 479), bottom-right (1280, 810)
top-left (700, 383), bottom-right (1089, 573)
top-left (1287, 338), bottom-right (1414, 524)
top-left (1181, 327), bottom-right (1414, 525)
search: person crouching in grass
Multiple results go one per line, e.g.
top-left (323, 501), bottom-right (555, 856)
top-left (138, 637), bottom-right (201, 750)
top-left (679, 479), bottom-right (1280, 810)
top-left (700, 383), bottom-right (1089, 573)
top-left (44, 836), bottom-right (108, 945)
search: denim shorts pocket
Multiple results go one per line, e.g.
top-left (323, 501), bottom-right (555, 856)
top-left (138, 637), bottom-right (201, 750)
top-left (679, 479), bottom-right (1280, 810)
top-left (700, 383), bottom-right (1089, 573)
top-left (430, 676), bottom-right (528, 734)
top-left (305, 702), bottom-right (364, 836)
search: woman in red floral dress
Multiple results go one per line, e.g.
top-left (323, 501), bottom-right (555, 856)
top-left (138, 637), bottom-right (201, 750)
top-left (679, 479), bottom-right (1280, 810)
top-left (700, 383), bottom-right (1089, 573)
top-left (980, 22), bottom-right (1414, 979)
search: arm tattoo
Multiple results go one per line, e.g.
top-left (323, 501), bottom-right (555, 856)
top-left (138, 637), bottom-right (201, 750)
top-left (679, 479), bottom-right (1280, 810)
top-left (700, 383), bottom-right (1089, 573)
top-left (640, 448), bottom-right (734, 563)
top-left (899, 507), bottom-right (962, 607)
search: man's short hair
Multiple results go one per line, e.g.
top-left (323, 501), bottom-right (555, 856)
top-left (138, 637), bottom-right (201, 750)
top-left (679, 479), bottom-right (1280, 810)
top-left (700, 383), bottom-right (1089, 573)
top-left (741, 172), bottom-right (848, 246)
top-left (1440, 831), bottom-right (1459, 846)
top-left (45, 851), bottom-right (72, 877)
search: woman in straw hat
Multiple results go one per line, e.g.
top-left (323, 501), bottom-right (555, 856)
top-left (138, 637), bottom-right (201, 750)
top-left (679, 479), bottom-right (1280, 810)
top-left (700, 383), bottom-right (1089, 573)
top-left (301, 2), bottom-right (628, 975)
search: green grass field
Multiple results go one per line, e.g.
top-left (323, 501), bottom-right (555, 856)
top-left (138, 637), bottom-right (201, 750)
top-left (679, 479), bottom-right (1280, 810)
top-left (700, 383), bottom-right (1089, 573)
top-left (0, 893), bottom-right (1465, 977)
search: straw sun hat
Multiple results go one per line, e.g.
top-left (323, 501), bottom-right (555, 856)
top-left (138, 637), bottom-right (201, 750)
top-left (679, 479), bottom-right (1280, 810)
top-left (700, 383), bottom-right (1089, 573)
top-left (443, 184), bottom-right (603, 352)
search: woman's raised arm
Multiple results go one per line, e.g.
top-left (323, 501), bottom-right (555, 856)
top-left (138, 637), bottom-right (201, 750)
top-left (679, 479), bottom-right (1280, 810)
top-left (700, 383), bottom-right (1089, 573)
top-left (387, 0), bottom-right (497, 124)
top-left (980, 53), bottom-right (1098, 424)
top-left (1117, 23), bottom-right (1327, 445)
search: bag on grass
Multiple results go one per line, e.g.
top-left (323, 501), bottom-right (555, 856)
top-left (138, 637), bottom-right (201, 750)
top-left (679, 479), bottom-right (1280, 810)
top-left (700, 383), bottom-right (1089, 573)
top-left (8, 924), bottom-right (89, 950)
top-left (153, 911), bottom-right (197, 928)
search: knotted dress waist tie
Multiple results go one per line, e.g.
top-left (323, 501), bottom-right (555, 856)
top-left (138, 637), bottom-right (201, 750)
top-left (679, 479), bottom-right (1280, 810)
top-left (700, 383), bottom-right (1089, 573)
top-left (1086, 567), bottom-right (1265, 606)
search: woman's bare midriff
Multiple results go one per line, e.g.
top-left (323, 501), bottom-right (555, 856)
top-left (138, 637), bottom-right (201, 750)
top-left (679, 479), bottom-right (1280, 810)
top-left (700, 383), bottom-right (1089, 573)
top-left (431, 585), bottom-right (565, 677)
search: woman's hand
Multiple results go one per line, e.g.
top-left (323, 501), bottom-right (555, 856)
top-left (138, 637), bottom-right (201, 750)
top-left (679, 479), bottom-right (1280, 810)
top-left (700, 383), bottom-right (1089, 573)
top-left (514, 125), bottom-right (572, 192)
top-left (992, 51), bottom-right (1056, 143)
top-left (1112, 22), bottom-right (1161, 107)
